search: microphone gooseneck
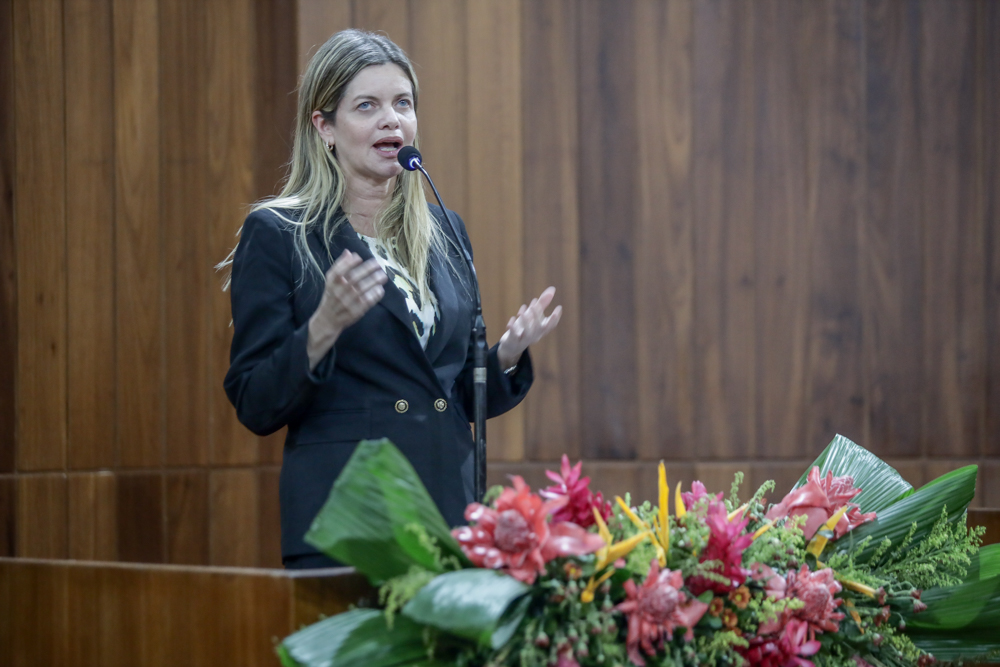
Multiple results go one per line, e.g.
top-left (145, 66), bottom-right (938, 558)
top-left (398, 147), bottom-right (488, 503)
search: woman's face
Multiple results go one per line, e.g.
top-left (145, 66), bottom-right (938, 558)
top-left (313, 63), bottom-right (416, 187)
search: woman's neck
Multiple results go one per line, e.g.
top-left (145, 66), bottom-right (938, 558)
top-left (342, 176), bottom-right (395, 236)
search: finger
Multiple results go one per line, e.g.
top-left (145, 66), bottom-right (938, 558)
top-left (330, 251), bottom-right (364, 279)
top-left (541, 304), bottom-right (562, 332)
top-left (507, 316), bottom-right (516, 330)
top-left (359, 283), bottom-right (385, 306)
top-left (345, 258), bottom-right (385, 285)
top-left (535, 286), bottom-right (557, 312)
top-left (351, 266), bottom-right (388, 293)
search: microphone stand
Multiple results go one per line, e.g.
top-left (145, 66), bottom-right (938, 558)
top-left (406, 155), bottom-right (488, 502)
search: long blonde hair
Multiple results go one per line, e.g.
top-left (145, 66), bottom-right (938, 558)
top-left (219, 29), bottom-right (444, 300)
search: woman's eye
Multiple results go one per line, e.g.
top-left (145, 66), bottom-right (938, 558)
top-left (397, 99), bottom-right (411, 108)
top-left (358, 101), bottom-right (372, 110)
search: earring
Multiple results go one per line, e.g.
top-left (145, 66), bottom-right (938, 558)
top-left (326, 142), bottom-right (334, 152)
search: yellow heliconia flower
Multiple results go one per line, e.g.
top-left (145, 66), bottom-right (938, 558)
top-left (581, 506), bottom-right (653, 603)
top-left (806, 505), bottom-right (850, 557)
top-left (844, 599), bottom-right (864, 632)
top-left (752, 520), bottom-right (775, 540)
top-left (675, 481), bottom-right (686, 519)
top-left (615, 496), bottom-right (649, 531)
top-left (727, 503), bottom-right (749, 522)
top-left (657, 462), bottom-right (670, 564)
top-left (839, 578), bottom-right (877, 598)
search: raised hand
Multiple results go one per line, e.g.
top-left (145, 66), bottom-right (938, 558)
top-left (307, 249), bottom-right (387, 369)
top-left (497, 286), bottom-right (563, 370)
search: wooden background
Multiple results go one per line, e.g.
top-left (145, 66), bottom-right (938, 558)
top-left (1, 0), bottom-right (998, 568)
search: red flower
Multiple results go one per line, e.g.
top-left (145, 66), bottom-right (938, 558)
top-left (452, 476), bottom-right (603, 584)
top-left (615, 560), bottom-right (709, 666)
top-left (681, 481), bottom-right (725, 513)
top-left (757, 566), bottom-right (844, 637)
top-left (742, 619), bottom-right (821, 667)
top-left (687, 503), bottom-right (753, 595)
top-left (540, 455), bottom-right (611, 528)
top-left (765, 467), bottom-right (876, 541)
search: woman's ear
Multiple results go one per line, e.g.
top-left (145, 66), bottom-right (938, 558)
top-left (311, 110), bottom-right (333, 148)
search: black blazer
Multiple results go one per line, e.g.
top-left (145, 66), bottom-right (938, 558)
top-left (224, 205), bottom-right (532, 558)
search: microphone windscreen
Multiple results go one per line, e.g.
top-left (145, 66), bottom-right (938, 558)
top-left (397, 145), bottom-right (422, 171)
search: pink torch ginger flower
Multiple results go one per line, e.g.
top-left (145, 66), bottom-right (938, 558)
top-left (687, 503), bottom-right (754, 595)
top-left (614, 560), bottom-right (709, 666)
top-left (742, 618), bottom-right (821, 667)
top-left (758, 566), bottom-right (845, 637)
top-left (452, 476), bottom-right (603, 584)
top-left (751, 563), bottom-right (788, 600)
top-left (765, 467), bottom-right (876, 540)
top-left (681, 481), bottom-right (726, 513)
top-left (540, 455), bottom-right (611, 528)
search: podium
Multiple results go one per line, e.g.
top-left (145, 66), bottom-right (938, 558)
top-left (0, 558), bottom-right (373, 666)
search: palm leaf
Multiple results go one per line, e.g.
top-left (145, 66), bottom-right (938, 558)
top-left (305, 438), bottom-right (468, 584)
top-left (831, 465), bottom-right (977, 563)
top-left (795, 435), bottom-right (913, 513)
top-left (278, 608), bottom-right (428, 667)
top-left (964, 543), bottom-right (1000, 583)
top-left (402, 569), bottom-right (531, 649)
top-left (907, 631), bottom-right (1000, 663)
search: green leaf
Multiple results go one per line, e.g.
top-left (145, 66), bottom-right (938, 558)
top-left (903, 573), bottom-right (1000, 631)
top-left (305, 439), bottom-right (467, 584)
top-left (795, 435), bottom-right (913, 513)
top-left (401, 569), bottom-right (530, 648)
top-left (279, 608), bottom-right (427, 667)
top-left (831, 465), bottom-right (977, 562)
top-left (964, 543), bottom-right (1000, 583)
top-left (908, 630), bottom-right (1000, 662)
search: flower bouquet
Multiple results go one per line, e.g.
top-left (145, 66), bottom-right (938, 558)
top-left (278, 436), bottom-right (1000, 667)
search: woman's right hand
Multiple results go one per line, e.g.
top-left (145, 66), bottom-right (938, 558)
top-left (307, 249), bottom-right (387, 369)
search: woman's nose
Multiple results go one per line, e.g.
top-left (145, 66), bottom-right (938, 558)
top-left (378, 108), bottom-right (400, 129)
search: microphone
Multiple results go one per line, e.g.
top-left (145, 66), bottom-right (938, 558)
top-left (398, 145), bottom-right (488, 502)
top-left (397, 145), bottom-right (422, 172)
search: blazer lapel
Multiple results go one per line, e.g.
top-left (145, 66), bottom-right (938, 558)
top-left (329, 222), bottom-right (414, 336)
top-left (424, 250), bottom-right (460, 365)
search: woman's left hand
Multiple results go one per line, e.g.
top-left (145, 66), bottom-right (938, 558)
top-left (497, 286), bottom-right (562, 370)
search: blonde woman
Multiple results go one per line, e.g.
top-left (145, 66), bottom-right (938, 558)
top-left (222, 30), bottom-right (561, 569)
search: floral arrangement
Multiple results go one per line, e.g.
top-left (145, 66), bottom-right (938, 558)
top-left (278, 436), bottom-right (1000, 667)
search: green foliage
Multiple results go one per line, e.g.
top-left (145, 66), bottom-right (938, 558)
top-left (748, 479), bottom-right (776, 511)
top-left (694, 630), bottom-right (748, 665)
top-left (379, 565), bottom-right (436, 629)
top-left (877, 507), bottom-right (984, 589)
top-left (727, 472), bottom-right (745, 511)
top-left (742, 516), bottom-right (807, 573)
top-left (797, 435), bottom-right (913, 513)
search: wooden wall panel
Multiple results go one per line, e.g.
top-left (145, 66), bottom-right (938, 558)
top-left (114, 0), bottom-right (163, 469)
top-left (66, 0), bottom-right (117, 471)
top-left (578, 0), bottom-right (639, 460)
top-left (17, 475), bottom-right (68, 559)
top-left (0, 477), bottom-right (14, 557)
top-left (298, 0), bottom-right (350, 69)
top-left (520, 0), bottom-right (581, 462)
top-left (165, 471), bottom-right (209, 565)
top-left (801, 0), bottom-right (865, 449)
top-left (692, 0), bottom-right (756, 459)
top-left (14, 0), bottom-right (68, 472)
top-left (210, 469), bottom-right (259, 566)
top-left (68, 473), bottom-right (118, 561)
top-left (754, 0), bottom-right (812, 459)
top-left (116, 473), bottom-right (164, 563)
top-left (633, 0), bottom-right (696, 461)
top-left (986, 0), bottom-right (1000, 459)
top-left (207, 0), bottom-right (261, 466)
top-left (466, 0), bottom-right (524, 461)
top-left (352, 0), bottom-right (410, 50)
top-left (863, 0), bottom-right (924, 458)
top-left (162, 0), bottom-right (210, 468)
top-left (918, 0), bottom-right (983, 459)
top-left (0, 0), bottom-right (15, 475)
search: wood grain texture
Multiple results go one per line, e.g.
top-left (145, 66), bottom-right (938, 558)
top-left (0, 477), bottom-right (14, 557)
top-left (207, 0), bottom-right (260, 466)
top-left (802, 0), bottom-right (865, 449)
top-left (298, 0), bottom-right (351, 70)
top-left (17, 474), bottom-right (67, 558)
top-left (466, 0), bottom-right (524, 462)
top-left (409, 0), bottom-right (468, 217)
top-left (754, 0), bottom-right (812, 459)
top-left (986, 0), bottom-right (1000, 458)
top-left (633, 0), bottom-right (696, 461)
top-left (258, 467), bottom-right (282, 568)
top-left (68, 472), bottom-right (117, 561)
top-left (210, 469), bottom-right (259, 566)
top-left (692, 0), bottom-right (756, 459)
top-left (162, 0), bottom-right (210, 468)
top-left (352, 0), bottom-right (410, 50)
top-left (578, 0), bottom-right (639, 460)
top-left (114, 0), bottom-right (163, 468)
top-left (66, 0), bottom-right (117, 472)
top-left (520, 0), bottom-right (581, 462)
top-left (917, 0), bottom-right (983, 459)
top-left (863, 0), bottom-right (924, 458)
top-left (14, 0), bottom-right (68, 471)
top-left (2, 559), bottom-right (70, 666)
top-left (166, 471), bottom-right (209, 565)
top-left (0, 0), bottom-right (14, 474)
top-left (116, 473), bottom-right (164, 563)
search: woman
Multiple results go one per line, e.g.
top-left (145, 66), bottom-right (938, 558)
top-left (222, 29), bottom-right (561, 569)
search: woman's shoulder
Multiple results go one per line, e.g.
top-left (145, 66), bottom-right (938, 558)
top-left (427, 203), bottom-right (468, 239)
top-left (243, 205), bottom-right (301, 232)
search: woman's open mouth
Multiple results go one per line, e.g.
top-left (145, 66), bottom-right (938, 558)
top-left (373, 139), bottom-right (403, 156)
